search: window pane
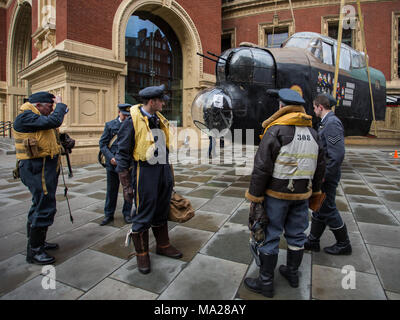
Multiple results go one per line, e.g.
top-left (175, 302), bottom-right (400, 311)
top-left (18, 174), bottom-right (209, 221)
top-left (328, 22), bottom-right (353, 47)
top-left (322, 42), bottom-right (333, 65)
top-left (266, 29), bottom-right (289, 48)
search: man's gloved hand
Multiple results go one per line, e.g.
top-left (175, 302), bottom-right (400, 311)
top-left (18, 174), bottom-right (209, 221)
top-left (309, 192), bottom-right (326, 212)
top-left (118, 170), bottom-right (133, 203)
top-left (249, 201), bottom-right (269, 243)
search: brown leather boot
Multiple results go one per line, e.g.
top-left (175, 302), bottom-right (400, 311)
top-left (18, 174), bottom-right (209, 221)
top-left (131, 230), bottom-right (151, 274)
top-left (152, 224), bottom-right (183, 259)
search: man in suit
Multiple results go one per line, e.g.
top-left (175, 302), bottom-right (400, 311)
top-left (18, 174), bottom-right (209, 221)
top-left (99, 104), bottom-right (134, 226)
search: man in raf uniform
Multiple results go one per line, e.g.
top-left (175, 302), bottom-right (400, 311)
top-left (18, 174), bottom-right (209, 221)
top-left (13, 91), bottom-right (70, 265)
top-left (99, 104), bottom-right (133, 226)
top-left (304, 93), bottom-right (352, 255)
top-left (244, 89), bottom-right (325, 297)
top-left (116, 84), bottom-right (182, 274)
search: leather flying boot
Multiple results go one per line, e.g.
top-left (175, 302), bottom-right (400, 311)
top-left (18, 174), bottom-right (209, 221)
top-left (304, 217), bottom-right (326, 252)
top-left (324, 224), bottom-right (352, 255)
top-left (27, 223), bottom-right (59, 251)
top-left (279, 248), bottom-right (304, 288)
top-left (244, 253), bottom-right (278, 298)
top-left (131, 230), bottom-right (151, 274)
top-left (152, 224), bottom-right (183, 259)
top-left (27, 227), bottom-right (55, 265)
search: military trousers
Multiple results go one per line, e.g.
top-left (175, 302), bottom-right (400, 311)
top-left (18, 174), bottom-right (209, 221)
top-left (104, 169), bottom-right (132, 218)
top-left (131, 163), bottom-right (173, 232)
top-left (258, 195), bottom-right (309, 255)
top-left (312, 180), bottom-right (344, 229)
top-left (19, 156), bottom-right (60, 228)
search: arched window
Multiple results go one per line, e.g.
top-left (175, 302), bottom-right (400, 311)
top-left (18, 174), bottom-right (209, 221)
top-left (125, 13), bottom-right (183, 125)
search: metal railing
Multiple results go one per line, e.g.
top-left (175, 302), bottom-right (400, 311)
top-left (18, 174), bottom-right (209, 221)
top-left (0, 121), bottom-right (13, 138)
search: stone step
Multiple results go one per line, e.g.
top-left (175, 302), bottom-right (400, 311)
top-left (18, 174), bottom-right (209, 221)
top-left (0, 138), bottom-right (15, 155)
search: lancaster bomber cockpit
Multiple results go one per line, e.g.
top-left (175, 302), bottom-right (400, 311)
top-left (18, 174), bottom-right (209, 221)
top-left (192, 32), bottom-right (386, 143)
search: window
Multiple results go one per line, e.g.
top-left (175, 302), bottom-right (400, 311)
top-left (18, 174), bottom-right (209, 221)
top-left (334, 45), bottom-right (351, 71)
top-left (308, 38), bottom-right (323, 60)
top-left (322, 42), bottom-right (333, 65)
top-left (266, 27), bottom-right (289, 48)
top-left (328, 22), bottom-right (354, 48)
top-left (221, 33), bottom-right (232, 52)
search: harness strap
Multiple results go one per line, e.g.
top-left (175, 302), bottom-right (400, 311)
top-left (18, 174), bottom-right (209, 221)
top-left (41, 157), bottom-right (48, 195)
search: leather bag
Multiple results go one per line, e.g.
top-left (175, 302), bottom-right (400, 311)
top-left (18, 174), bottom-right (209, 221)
top-left (169, 191), bottom-right (195, 223)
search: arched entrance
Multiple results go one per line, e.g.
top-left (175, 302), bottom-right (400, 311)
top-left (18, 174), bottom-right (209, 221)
top-left (125, 12), bottom-right (183, 125)
top-left (7, 1), bottom-right (32, 120)
top-left (113, 0), bottom-right (203, 128)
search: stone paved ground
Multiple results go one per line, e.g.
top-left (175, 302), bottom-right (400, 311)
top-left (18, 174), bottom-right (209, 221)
top-left (0, 145), bottom-right (400, 300)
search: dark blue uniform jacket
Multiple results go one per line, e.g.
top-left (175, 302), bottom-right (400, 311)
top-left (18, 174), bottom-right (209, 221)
top-left (99, 117), bottom-right (122, 172)
top-left (318, 111), bottom-right (345, 184)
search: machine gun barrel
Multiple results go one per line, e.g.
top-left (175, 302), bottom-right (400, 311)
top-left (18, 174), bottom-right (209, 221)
top-left (196, 52), bottom-right (219, 63)
top-left (207, 51), bottom-right (227, 61)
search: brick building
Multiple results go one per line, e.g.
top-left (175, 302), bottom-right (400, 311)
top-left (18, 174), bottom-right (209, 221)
top-left (0, 0), bottom-right (399, 164)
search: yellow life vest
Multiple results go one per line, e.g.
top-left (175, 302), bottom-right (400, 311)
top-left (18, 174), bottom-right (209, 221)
top-left (13, 103), bottom-right (61, 160)
top-left (130, 104), bottom-right (171, 162)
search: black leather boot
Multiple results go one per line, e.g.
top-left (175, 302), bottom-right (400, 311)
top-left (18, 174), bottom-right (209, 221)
top-left (279, 249), bottom-right (304, 288)
top-left (26, 227), bottom-right (55, 265)
top-left (324, 224), bottom-right (352, 255)
top-left (304, 217), bottom-right (326, 252)
top-left (244, 253), bottom-right (278, 298)
top-left (27, 223), bottom-right (59, 250)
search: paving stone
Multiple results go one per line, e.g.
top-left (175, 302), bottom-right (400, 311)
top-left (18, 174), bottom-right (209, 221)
top-left (205, 181), bottom-right (231, 188)
top-left (0, 200), bottom-right (31, 220)
top-left (212, 175), bottom-right (239, 183)
top-left (313, 231), bottom-right (375, 274)
top-left (75, 176), bottom-right (105, 184)
top-left (0, 214), bottom-right (27, 238)
top-left (177, 182), bottom-right (200, 188)
top-left (186, 187), bottom-right (221, 199)
top-left (173, 186), bottom-right (194, 195)
top-left (230, 181), bottom-right (250, 188)
top-left (181, 210), bottom-right (229, 232)
top-left (1, 275), bottom-right (84, 300)
top-left (158, 254), bottom-right (248, 300)
top-left (152, 226), bottom-right (214, 263)
top-left (335, 196), bottom-right (350, 212)
top-left (237, 175), bottom-right (251, 182)
top-left (189, 175), bottom-right (213, 183)
top-left (200, 222), bottom-right (252, 265)
top-left (43, 209), bottom-right (103, 239)
top-left (341, 179), bottom-right (365, 186)
top-left (372, 184), bottom-right (400, 191)
top-left (199, 196), bottom-right (244, 215)
top-left (79, 277), bottom-right (158, 300)
top-left (56, 196), bottom-right (102, 216)
top-left (364, 176), bottom-right (391, 184)
top-left (367, 244), bottom-right (400, 293)
top-left (220, 187), bottom-right (247, 198)
top-left (56, 249), bottom-right (125, 291)
top-left (111, 253), bottom-right (186, 294)
top-left (184, 196), bottom-right (209, 211)
top-left (378, 190), bottom-right (400, 203)
top-left (312, 265), bottom-right (386, 300)
top-left (0, 232), bottom-right (26, 261)
top-left (91, 228), bottom-right (138, 260)
top-left (46, 223), bottom-right (118, 265)
top-left (238, 250), bottom-right (311, 300)
top-left (386, 291), bottom-right (400, 300)
top-left (87, 192), bottom-right (107, 200)
top-left (358, 222), bottom-right (400, 249)
top-left (229, 204), bottom-right (249, 226)
top-left (351, 203), bottom-right (399, 226)
top-left (0, 254), bottom-right (43, 296)
top-left (347, 195), bottom-right (381, 205)
top-left (342, 185), bottom-right (376, 196)
top-left (340, 173), bottom-right (363, 180)
top-left (8, 192), bottom-right (32, 201)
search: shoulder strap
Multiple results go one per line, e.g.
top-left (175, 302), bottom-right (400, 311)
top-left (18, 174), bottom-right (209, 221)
top-left (108, 134), bottom-right (118, 148)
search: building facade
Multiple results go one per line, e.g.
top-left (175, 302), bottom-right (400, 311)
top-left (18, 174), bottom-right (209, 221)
top-left (0, 0), bottom-right (399, 164)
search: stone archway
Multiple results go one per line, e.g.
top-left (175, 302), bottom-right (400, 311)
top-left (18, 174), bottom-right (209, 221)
top-left (113, 0), bottom-right (203, 128)
top-left (6, 0), bottom-right (32, 120)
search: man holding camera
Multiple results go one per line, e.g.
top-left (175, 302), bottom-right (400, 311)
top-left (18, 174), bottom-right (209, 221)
top-left (244, 89), bottom-right (325, 298)
top-left (13, 91), bottom-right (73, 265)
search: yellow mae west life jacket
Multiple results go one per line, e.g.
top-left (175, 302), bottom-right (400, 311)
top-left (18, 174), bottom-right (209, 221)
top-left (13, 103), bottom-right (61, 160)
top-left (130, 104), bottom-right (171, 162)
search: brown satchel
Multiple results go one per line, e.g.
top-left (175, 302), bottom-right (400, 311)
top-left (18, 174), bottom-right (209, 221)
top-left (309, 192), bottom-right (326, 212)
top-left (169, 191), bottom-right (195, 223)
